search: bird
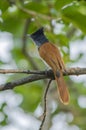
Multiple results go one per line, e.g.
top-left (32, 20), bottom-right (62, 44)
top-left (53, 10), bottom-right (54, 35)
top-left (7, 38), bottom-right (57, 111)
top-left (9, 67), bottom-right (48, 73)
top-left (30, 27), bottom-right (69, 105)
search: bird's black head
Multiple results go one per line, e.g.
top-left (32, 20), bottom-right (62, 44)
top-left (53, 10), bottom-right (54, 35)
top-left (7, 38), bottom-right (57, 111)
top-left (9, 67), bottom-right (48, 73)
top-left (30, 27), bottom-right (49, 47)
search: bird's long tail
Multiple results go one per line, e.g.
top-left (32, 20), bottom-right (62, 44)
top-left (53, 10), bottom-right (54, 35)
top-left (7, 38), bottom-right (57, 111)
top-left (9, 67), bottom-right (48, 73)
top-left (54, 71), bottom-right (69, 105)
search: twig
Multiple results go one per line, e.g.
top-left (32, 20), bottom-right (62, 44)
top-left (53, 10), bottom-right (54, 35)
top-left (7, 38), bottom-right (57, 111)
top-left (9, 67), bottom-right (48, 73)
top-left (18, 4), bottom-right (53, 21)
top-left (39, 79), bottom-right (52, 130)
top-left (0, 69), bottom-right (28, 74)
top-left (0, 67), bottom-right (86, 91)
top-left (0, 74), bottom-right (47, 91)
top-left (66, 27), bottom-right (76, 38)
top-left (64, 67), bottom-right (86, 76)
top-left (22, 18), bottom-right (39, 70)
top-left (0, 69), bottom-right (46, 75)
top-left (0, 67), bottom-right (86, 75)
top-left (22, 18), bottom-right (31, 50)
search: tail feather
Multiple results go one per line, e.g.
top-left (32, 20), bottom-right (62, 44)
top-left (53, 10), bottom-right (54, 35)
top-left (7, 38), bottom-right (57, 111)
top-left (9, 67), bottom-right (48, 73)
top-left (55, 72), bottom-right (69, 105)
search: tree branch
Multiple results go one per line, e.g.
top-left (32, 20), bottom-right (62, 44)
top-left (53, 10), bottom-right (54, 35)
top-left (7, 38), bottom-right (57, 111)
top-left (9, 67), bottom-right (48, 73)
top-left (22, 18), bottom-right (39, 70)
top-left (0, 74), bottom-right (47, 91)
top-left (0, 67), bottom-right (86, 91)
top-left (39, 79), bottom-right (52, 130)
top-left (0, 69), bottom-right (47, 75)
top-left (18, 5), bottom-right (53, 21)
top-left (0, 67), bottom-right (86, 75)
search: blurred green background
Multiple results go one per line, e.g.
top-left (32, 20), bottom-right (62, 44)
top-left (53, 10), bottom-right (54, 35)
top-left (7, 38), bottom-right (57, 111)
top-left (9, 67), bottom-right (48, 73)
top-left (0, 0), bottom-right (86, 130)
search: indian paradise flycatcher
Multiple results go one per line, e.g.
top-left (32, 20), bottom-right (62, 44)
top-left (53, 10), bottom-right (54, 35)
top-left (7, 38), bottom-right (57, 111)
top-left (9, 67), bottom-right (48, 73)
top-left (30, 27), bottom-right (69, 105)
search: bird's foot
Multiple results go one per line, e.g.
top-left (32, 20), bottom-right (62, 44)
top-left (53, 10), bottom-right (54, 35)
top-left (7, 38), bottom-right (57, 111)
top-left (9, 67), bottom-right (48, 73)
top-left (56, 70), bottom-right (60, 78)
top-left (63, 69), bottom-right (68, 75)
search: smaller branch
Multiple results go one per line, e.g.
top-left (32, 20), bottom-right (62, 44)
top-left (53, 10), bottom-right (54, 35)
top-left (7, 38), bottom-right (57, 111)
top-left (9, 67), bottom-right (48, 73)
top-left (0, 67), bottom-right (86, 91)
top-left (39, 79), bottom-right (52, 130)
top-left (0, 67), bottom-right (86, 75)
top-left (18, 5), bottom-right (53, 21)
top-left (22, 18), bottom-right (39, 70)
top-left (65, 67), bottom-right (86, 76)
top-left (22, 18), bottom-right (31, 50)
top-left (0, 69), bottom-right (29, 74)
top-left (66, 27), bottom-right (76, 38)
top-left (0, 74), bottom-right (47, 91)
top-left (0, 69), bottom-right (46, 75)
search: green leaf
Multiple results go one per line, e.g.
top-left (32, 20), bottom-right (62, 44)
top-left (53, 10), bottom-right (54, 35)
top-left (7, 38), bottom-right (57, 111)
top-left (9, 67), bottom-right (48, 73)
top-left (24, 2), bottom-right (49, 14)
top-left (12, 47), bottom-right (25, 63)
top-left (0, 0), bottom-right (9, 12)
top-left (56, 34), bottom-right (69, 46)
top-left (0, 8), bottom-right (27, 35)
top-left (61, 4), bottom-right (86, 34)
top-left (55, 0), bottom-right (75, 10)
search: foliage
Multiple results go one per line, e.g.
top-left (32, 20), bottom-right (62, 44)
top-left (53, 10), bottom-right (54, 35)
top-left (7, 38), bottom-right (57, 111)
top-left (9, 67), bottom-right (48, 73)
top-left (0, 0), bottom-right (86, 130)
